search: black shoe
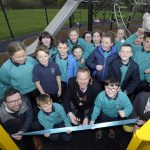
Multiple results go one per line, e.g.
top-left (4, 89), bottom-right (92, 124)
top-left (96, 129), bottom-right (103, 139)
top-left (109, 129), bottom-right (115, 139)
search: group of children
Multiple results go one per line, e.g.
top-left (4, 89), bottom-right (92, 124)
top-left (0, 26), bottom-right (150, 142)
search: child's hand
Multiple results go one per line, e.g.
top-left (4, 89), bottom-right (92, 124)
top-left (81, 58), bottom-right (85, 64)
top-left (82, 118), bottom-right (89, 125)
top-left (118, 110), bottom-right (125, 118)
top-left (57, 89), bottom-right (62, 97)
top-left (145, 69), bottom-right (150, 74)
top-left (89, 120), bottom-right (94, 125)
top-left (44, 133), bottom-right (50, 138)
top-left (133, 125), bottom-right (139, 134)
top-left (89, 120), bottom-right (95, 129)
top-left (96, 65), bottom-right (103, 71)
top-left (11, 131), bottom-right (23, 141)
top-left (137, 118), bottom-right (145, 125)
top-left (66, 130), bottom-right (72, 134)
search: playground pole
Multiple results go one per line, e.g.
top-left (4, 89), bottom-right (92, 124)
top-left (0, 0), bottom-right (14, 38)
top-left (43, 0), bottom-right (49, 25)
top-left (88, 0), bottom-right (93, 31)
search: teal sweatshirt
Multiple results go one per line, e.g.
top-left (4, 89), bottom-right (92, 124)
top-left (0, 56), bottom-right (37, 94)
top-left (67, 38), bottom-right (88, 59)
top-left (124, 33), bottom-right (143, 53)
top-left (133, 47), bottom-right (150, 82)
top-left (0, 81), bottom-right (7, 100)
top-left (38, 103), bottom-right (72, 129)
top-left (91, 91), bottom-right (133, 122)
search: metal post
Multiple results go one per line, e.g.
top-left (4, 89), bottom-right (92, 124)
top-left (88, 0), bottom-right (93, 31)
top-left (0, 0), bottom-right (14, 38)
top-left (43, 0), bottom-right (49, 25)
top-left (69, 16), bottom-right (73, 28)
top-left (127, 4), bottom-right (134, 29)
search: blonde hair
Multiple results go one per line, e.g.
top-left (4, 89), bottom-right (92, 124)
top-left (36, 94), bottom-right (52, 106)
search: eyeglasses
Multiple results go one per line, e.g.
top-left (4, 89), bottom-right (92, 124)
top-left (6, 99), bottom-right (22, 105)
top-left (105, 86), bottom-right (119, 92)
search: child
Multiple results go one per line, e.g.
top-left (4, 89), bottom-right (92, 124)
top-left (109, 44), bottom-right (140, 98)
top-left (90, 77), bottom-right (133, 139)
top-left (67, 27), bottom-right (88, 59)
top-left (83, 31), bottom-right (93, 44)
top-left (72, 45), bottom-right (86, 68)
top-left (133, 33), bottom-right (150, 94)
top-left (87, 33), bottom-right (118, 82)
top-left (115, 27), bottom-right (126, 43)
top-left (38, 31), bottom-right (58, 57)
top-left (83, 31), bottom-right (95, 57)
top-left (36, 94), bottom-right (72, 141)
top-left (124, 28), bottom-right (145, 53)
top-left (52, 39), bottom-right (78, 98)
top-left (33, 45), bottom-right (61, 103)
top-left (92, 30), bottom-right (102, 47)
top-left (0, 41), bottom-right (37, 99)
top-left (114, 27), bottom-right (126, 52)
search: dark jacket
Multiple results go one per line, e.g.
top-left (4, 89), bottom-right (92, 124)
top-left (63, 77), bottom-right (102, 119)
top-left (0, 96), bottom-right (33, 134)
top-left (109, 58), bottom-right (140, 94)
top-left (87, 46), bottom-right (118, 81)
top-left (133, 92), bottom-right (150, 121)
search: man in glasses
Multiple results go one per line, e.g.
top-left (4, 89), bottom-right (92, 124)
top-left (90, 77), bottom-right (133, 139)
top-left (0, 88), bottom-right (33, 150)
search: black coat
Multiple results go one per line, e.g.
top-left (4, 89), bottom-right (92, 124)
top-left (63, 77), bottom-right (102, 119)
top-left (108, 58), bottom-right (140, 94)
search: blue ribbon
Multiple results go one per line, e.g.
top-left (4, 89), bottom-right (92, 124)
top-left (20, 118), bottom-right (136, 136)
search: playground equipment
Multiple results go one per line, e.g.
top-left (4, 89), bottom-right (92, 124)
top-left (0, 119), bottom-right (150, 150)
top-left (0, 125), bottom-right (19, 150)
top-left (127, 119), bottom-right (150, 150)
top-left (26, 0), bottom-right (83, 55)
top-left (1, 0), bottom-right (150, 55)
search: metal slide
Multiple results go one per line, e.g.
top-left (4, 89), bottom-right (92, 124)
top-left (26, 0), bottom-right (83, 55)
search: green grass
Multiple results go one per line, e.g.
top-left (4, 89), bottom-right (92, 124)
top-left (0, 9), bottom-right (59, 40)
top-left (0, 9), bottom-right (142, 40)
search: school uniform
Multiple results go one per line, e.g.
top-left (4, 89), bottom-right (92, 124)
top-left (67, 38), bottom-right (88, 59)
top-left (0, 81), bottom-right (7, 101)
top-left (109, 58), bottom-right (140, 95)
top-left (38, 103), bottom-right (72, 141)
top-left (53, 53), bottom-right (78, 83)
top-left (124, 33), bottom-right (143, 53)
top-left (87, 46), bottom-right (118, 81)
top-left (33, 61), bottom-right (61, 102)
top-left (91, 91), bottom-right (133, 123)
top-left (0, 56), bottom-right (37, 95)
top-left (133, 47), bottom-right (150, 83)
top-left (49, 47), bottom-right (58, 57)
